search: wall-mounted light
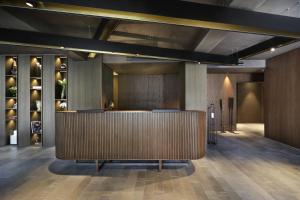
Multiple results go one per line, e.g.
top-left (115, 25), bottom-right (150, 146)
top-left (60, 46), bottom-right (65, 49)
top-left (26, 2), bottom-right (34, 7)
top-left (270, 47), bottom-right (276, 52)
top-left (88, 52), bottom-right (97, 58)
top-left (113, 71), bottom-right (119, 76)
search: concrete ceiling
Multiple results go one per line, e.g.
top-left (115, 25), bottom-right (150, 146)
top-left (191, 0), bottom-right (300, 59)
top-left (0, 0), bottom-right (299, 63)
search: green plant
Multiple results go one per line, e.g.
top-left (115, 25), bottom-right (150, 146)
top-left (57, 78), bottom-right (67, 99)
top-left (7, 86), bottom-right (17, 97)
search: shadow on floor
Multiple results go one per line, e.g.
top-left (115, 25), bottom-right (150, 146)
top-left (48, 159), bottom-right (196, 177)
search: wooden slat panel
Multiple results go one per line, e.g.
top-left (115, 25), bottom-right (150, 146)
top-left (56, 111), bottom-right (206, 160)
top-left (265, 48), bottom-right (300, 149)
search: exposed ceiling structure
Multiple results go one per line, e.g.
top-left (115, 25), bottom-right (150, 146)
top-left (0, 0), bottom-right (300, 68)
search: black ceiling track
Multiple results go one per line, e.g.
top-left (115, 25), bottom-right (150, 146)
top-left (0, 28), bottom-right (238, 65)
top-left (231, 37), bottom-right (297, 59)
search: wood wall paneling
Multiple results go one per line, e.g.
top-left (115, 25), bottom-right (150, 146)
top-left (18, 55), bottom-right (30, 146)
top-left (68, 56), bottom-right (102, 110)
top-left (237, 82), bottom-right (264, 123)
top-left (207, 73), bottom-right (254, 131)
top-left (42, 55), bottom-right (55, 147)
top-left (118, 74), bottom-right (180, 110)
top-left (265, 48), bottom-right (300, 148)
top-left (0, 56), bottom-right (5, 146)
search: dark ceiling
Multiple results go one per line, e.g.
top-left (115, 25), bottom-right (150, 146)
top-left (0, 0), bottom-right (300, 64)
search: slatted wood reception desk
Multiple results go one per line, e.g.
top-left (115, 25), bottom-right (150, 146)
top-left (56, 110), bottom-right (206, 170)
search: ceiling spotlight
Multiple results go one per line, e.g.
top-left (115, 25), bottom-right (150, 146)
top-left (198, 62), bottom-right (201, 64)
top-left (270, 47), bottom-right (276, 52)
top-left (26, 2), bottom-right (34, 7)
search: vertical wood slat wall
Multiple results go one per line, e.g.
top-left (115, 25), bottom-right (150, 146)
top-left (56, 111), bottom-right (206, 160)
top-left (0, 55), bottom-right (56, 147)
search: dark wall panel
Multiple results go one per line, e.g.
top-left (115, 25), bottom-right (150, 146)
top-left (102, 64), bottom-right (113, 109)
top-left (265, 48), bottom-right (300, 149)
top-left (18, 55), bottom-right (30, 147)
top-left (0, 56), bottom-right (5, 146)
top-left (118, 74), bottom-right (180, 110)
top-left (42, 55), bottom-right (55, 147)
top-left (237, 82), bottom-right (264, 123)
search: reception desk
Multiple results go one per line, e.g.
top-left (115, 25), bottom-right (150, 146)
top-left (56, 110), bottom-right (206, 163)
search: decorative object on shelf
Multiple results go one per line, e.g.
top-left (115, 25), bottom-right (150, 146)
top-left (57, 78), bottom-right (67, 99)
top-left (31, 121), bottom-right (42, 134)
top-left (7, 116), bottom-right (17, 120)
top-left (7, 86), bottom-right (17, 97)
top-left (36, 100), bottom-right (41, 111)
top-left (10, 130), bottom-right (17, 145)
top-left (32, 85), bottom-right (42, 90)
top-left (11, 60), bottom-right (17, 75)
top-left (60, 63), bottom-right (67, 70)
top-left (32, 134), bottom-right (40, 145)
top-left (109, 101), bottom-right (115, 110)
top-left (13, 103), bottom-right (17, 109)
top-left (36, 61), bottom-right (42, 69)
top-left (228, 97), bottom-right (235, 133)
top-left (59, 102), bottom-right (67, 109)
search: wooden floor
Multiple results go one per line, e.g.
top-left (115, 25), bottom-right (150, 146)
top-left (1, 129), bottom-right (300, 200)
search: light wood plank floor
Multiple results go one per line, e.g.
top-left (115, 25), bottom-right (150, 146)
top-left (1, 130), bottom-right (300, 200)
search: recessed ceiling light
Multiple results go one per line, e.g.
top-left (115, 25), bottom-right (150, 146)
top-left (26, 2), bottom-right (34, 7)
top-left (270, 47), bottom-right (276, 52)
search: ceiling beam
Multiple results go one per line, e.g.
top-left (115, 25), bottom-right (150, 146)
top-left (88, 19), bottom-right (120, 58)
top-left (0, 28), bottom-right (238, 65)
top-left (231, 37), bottom-right (297, 59)
top-left (0, 7), bottom-right (86, 60)
top-left (93, 19), bottom-right (110, 40)
top-left (2, 0), bottom-right (300, 38)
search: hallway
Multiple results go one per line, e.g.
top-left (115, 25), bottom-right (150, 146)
top-left (1, 130), bottom-right (300, 200)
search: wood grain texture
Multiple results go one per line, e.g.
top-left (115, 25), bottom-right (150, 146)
top-left (56, 111), bottom-right (206, 160)
top-left (0, 56), bottom-right (5, 146)
top-left (42, 55), bottom-right (55, 147)
top-left (68, 56), bottom-right (102, 110)
top-left (118, 74), bottom-right (180, 110)
top-left (17, 55), bottom-right (30, 147)
top-left (3, 126), bottom-right (300, 200)
top-left (237, 82), bottom-right (264, 123)
top-left (265, 48), bottom-right (300, 149)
